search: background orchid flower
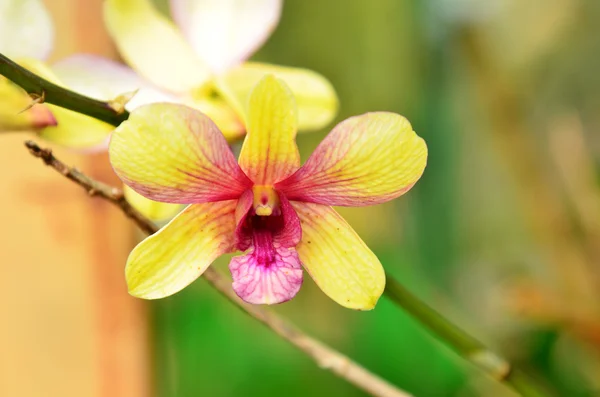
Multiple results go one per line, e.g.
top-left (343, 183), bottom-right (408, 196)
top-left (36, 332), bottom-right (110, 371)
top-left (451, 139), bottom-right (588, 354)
top-left (54, 0), bottom-right (338, 143)
top-left (0, 0), bottom-right (116, 149)
top-left (109, 75), bottom-right (427, 309)
top-left (0, 0), bottom-right (180, 220)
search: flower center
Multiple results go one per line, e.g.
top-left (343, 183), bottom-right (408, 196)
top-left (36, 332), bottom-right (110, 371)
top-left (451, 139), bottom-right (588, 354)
top-left (252, 185), bottom-right (280, 217)
top-left (189, 80), bottom-right (219, 101)
top-left (234, 188), bottom-right (300, 254)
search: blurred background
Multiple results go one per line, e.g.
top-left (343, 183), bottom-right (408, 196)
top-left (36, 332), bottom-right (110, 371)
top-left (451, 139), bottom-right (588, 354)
top-left (2, 0), bottom-right (600, 396)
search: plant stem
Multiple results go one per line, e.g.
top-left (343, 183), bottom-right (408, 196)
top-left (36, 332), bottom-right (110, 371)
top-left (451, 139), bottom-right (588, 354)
top-left (25, 140), bottom-right (412, 397)
top-left (0, 53), bottom-right (129, 127)
top-left (384, 275), bottom-right (549, 397)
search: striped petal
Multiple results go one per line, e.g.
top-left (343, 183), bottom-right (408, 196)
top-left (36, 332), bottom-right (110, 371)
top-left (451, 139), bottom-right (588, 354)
top-left (110, 103), bottom-right (251, 204)
top-left (217, 62), bottom-right (338, 131)
top-left (104, 0), bottom-right (210, 93)
top-left (0, 0), bottom-right (54, 60)
top-left (18, 59), bottom-right (113, 149)
top-left (291, 201), bottom-right (385, 310)
top-left (170, 0), bottom-right (281, 73)
top-left (126, 201), bottom-right (237, 299)
top-left (229, 245), bottom-right (303, 305)
top-left (124, 185), bottom-right (183, 221)
top-left (52, 54), bottom-right (180, 110)
top-left (277, 112), bottom-right (427, 206)
top-left (238, 74), bottom-right (299, 185)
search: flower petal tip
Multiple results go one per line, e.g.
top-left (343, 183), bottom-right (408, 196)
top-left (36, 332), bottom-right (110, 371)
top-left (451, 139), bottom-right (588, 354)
top-left (336, 282), bottom-right (384, 311)
top-left (31, 105), bottom-right (57, 128)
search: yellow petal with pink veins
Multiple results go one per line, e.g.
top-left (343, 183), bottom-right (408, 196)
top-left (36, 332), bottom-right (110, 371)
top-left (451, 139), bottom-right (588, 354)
top-left (217, 62), bottom-right (338, 132)
top-left (126, 201), bottom-right (237, 299)
top-left (291, 201), bottom-right (385, 310)
top-left (104, 0), bottom-right (210, 93)
top-left (277, 112), bottom-right (427, 206)
top-left (238, 74), bottom-right (300, 185)
top-left (110, 103), bottom-right (251, 204)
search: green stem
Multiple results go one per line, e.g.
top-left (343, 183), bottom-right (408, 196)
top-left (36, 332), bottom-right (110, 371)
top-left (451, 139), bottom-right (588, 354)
top-left (384, 274), bottom-right (549, 397)
top-left (0, 53), bottom-right (129, 127)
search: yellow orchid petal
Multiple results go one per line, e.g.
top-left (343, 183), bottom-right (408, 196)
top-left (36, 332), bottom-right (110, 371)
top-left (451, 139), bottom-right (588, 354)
top-left (104, 0), bottom-right (210, 93)
top-left (124, 185), bottom-right (183, 221)
top-left (170, 0), bottom-right (282, 73)
top-left (0, 76), bottom-right (56, 132)
top-left (217, 62), bottom-right (338, 131)
top-left (238, 74), bottom-right (299, 184)
top-left (126, 201), bottom-right (237, 299)
top-left (52, 54), bottom-right (180, 110)
top-left (0, 0), bottom-right (54, 60)
top-left (110, 103), bottom-right (251, 203)
top-left (291, 201), bottom-right (385, 310)
top-left (17, 59), bottom-right (114, 149)
top-left (277, 112), bottom-right (427, 206)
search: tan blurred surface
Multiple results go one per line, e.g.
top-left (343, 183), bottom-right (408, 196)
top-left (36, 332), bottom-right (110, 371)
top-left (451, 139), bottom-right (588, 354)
top-left (0, 1), bottom-right (149, 397)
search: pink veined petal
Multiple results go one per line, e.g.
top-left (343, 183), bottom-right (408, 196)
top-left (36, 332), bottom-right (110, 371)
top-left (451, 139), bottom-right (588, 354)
top-left (170, 0), bottom-right (282, 73)
top-left (110, 103), bottom-right (252, 204)
top-left (230, 244), bottom-right (303, 305)
top-left (276, 112), bottom-right (428, 207)
top-left (238, 75), bottom-right (300, 185)
top-left (52, 54), bottom-right (181, 110)
top-left (234, 189), bottom-right (254, 250)
top-left (274, 193), bottom-right (302, 248)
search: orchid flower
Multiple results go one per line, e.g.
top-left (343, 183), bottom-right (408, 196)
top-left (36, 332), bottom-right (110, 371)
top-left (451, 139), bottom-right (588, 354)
top-left (53, 0), bottom-right (338, 143)
top-left (0, 0), bottom-right (114, 148)
top-left (110, 75), bottom-right (427, 309)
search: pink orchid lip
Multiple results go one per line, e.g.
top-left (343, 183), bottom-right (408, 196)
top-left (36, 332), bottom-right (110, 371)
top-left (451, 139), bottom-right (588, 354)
top-left (230, 244), bottom-right (303, 305)
top-left (229, 188), bottom-right (304, 304)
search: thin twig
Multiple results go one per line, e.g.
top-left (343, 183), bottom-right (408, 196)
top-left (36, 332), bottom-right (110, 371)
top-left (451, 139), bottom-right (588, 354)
top-left (0, 53), bottom-right (128, 127)
top-left (25, 141), bottom-right (154, 235)
top-left (25, 140), bottom-right (411, 397)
